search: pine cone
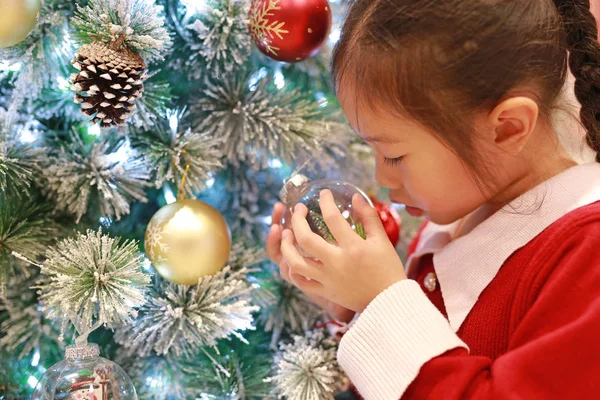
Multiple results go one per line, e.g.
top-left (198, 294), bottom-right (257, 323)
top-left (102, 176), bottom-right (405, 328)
top-left (70, 41), bottom-right (147, 128)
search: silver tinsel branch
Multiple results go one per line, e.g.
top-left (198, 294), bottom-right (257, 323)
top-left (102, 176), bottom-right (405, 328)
top-left (179, 0), bottom-right (251, 79)
top-left (192, 71), bottom-right (343, 169)
top-left (72, 0), bottom-right (171, 62)
top-left (36, 229), bottom-right (150, 335)
top-left (113, 265), bottom-right (259, 357)
top-left (130, 108), bottom-right (223, 197)
top-left (41, 133), bottom-right (151, 222)
top-left (265, 330), bottom-right (346, 400)
top-left (253, 269), bottom-right (323, 349)
top-left (0, 270), bottom-right (65, 361)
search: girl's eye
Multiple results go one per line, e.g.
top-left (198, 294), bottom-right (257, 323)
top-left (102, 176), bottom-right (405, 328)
top-left (383, 156), bottom-right (404, 166)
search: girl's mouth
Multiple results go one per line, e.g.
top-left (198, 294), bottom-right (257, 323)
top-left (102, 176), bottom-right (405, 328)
top-left (405, 206), bottom-right (425, 217)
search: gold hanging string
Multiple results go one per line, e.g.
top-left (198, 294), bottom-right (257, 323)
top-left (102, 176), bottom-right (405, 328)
top-left (177, 164), bottom-right (191, 201)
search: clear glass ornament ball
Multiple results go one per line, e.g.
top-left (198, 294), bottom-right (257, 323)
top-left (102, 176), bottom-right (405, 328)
top-left (281, 179), bottom-right (372, 255)
top-left (32, 343), bottom-right (137, 400)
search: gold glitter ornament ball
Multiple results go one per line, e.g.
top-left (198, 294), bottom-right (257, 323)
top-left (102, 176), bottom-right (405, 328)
top-left (0, 0), bottom-right (41, 48)
top-left (144, 199), bottom-right (232, 285)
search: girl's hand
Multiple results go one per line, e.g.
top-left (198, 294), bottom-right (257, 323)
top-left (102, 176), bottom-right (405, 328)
top-left (281, 190), bottom-right (407, 313)
top-left (266, 202), bottom-right (355, 323)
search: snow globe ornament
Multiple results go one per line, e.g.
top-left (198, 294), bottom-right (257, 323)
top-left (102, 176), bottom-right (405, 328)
top-left (279, 173), bottom-right (372, 257)
top-left (32, 343), bottom-right (137, 400)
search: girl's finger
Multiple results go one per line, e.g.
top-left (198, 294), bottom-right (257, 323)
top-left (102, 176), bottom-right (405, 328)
top-left (318, 189), bottom-right (359, 247)
top-left (291, 204), bottom-right (336, 261)
top-left (281, 229), bottom-right (326, 282)
top-left (271, 202), bottom-right (286, 226)
top-left (266, 224), bottom-right (283, 264)
top-left (279, 260), bottom-right (291, 283)
top-left (353, 193), bottom-right (387, 239)
top-left (290, 272), bottom-right (325, 297)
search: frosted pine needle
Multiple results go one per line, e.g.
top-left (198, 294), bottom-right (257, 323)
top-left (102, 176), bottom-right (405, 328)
top-left (0, 271), bottom-right (64, 361)
top-left (0, 117), bottom-right (46, 193)
top-left (227, 241), bottom-right (267, 271)
top-left (182, 0), bottom-right (251, 79)
top-left (0, 192), bottom-right (59, 262)
top-left (114, 266), bottom-right (259, 357)
top-left (266, 331), bottom-right (345, 400)
top-left (36, 229), bottom-right (150, 334)
top-left (130, 108), bottom-right (223, 197)
top-left (253, 270), bottom-right (323, 349)
top-left (130, 78), bottom-right (173, 129)
top-left (116, 354), bottom-right (188, 400)
top-left (71, 0), bottom-right (171, 62)
top-left (0, 3), bottom-right (72, 99)
top-left (41, 133), bottom-right (151, 222)
top-left (0, 140), bottom-right (36, 194)
top-left (192, 71), bottom-right (341, 169)
top-left (180, 330), bottom-right (274, 398)
top-left (196, 162), bottom-right (288, 240)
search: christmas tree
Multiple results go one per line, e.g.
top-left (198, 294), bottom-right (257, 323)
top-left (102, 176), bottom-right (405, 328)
top-left (0, 0), bottom-right (420, 398)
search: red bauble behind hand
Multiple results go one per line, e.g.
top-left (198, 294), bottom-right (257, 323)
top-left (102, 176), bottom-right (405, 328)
top-left (370, 197), bottom-right (402, 247)
top-left (249, 0), bottom-right (332, 62)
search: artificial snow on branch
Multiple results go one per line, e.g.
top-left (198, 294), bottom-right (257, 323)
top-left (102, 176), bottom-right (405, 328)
top-left (0, 192), bottom-right (59, 262)
top-left (192, 70), bottom-right (342, 170)
top-left (41, 132), bottom-right (151, 222)
top-left (253, 268), bottom-right (323, 349)
top-left (176, 0), bottom-right (251, 79)
top-left (196, 162), bottom-right (288, 241)
top-left (130, 108), bottom-right (223, 197)
top-left (36, 229), bottom-right (150, 335)
top-left (71, 0), bottom-right (171, 63)
top-left (116, 354), bottom-right (189, 400)
top-left (0, 270), bottom-right (65, 361)
top-left (265, 330), bottom-right (346, 400)
top-left (0, 128), bottom-right (45, 194)
top-left (0, 2), bottom-right (72, 104)
top-left (113, 265), bottom-right (259, 357)
top-left (227, 241), bottom-right (267, 271)
top-left (130, 76), bottom-right (173, 128)
top-left (181, 330), bottom-right (274, 398)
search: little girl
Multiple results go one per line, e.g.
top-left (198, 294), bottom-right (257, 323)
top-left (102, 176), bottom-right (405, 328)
top-left (267, 0), bottom-right (600, 398)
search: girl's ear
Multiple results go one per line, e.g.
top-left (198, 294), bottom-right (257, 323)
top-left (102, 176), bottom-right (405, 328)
top-left (487, 97), bottom-right (539, 155)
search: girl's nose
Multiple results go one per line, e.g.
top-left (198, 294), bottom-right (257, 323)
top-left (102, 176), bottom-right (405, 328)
top-left (375, 162), bottom-right (402, 190)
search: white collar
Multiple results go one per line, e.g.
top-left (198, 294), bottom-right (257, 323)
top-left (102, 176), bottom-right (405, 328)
top-left (406, 162), bottom-right (600, 332)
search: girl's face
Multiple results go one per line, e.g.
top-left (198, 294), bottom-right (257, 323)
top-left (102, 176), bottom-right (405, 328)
top-left (338, 90), bottom-right (489, 225)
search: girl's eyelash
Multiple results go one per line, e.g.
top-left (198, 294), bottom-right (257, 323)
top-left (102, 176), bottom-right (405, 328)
top-left (383, 156), bottom-right (404, 166)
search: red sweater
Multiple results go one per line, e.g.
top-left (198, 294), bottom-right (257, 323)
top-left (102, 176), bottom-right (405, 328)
top-left (401, 200), bottom-right (600, 398)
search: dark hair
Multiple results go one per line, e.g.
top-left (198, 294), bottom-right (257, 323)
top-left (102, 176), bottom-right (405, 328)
top-left (332, 0), bottom-right (600, 183)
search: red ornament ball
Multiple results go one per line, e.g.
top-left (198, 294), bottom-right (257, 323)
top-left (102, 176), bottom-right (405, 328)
top-left (370, 197), bottom-right (402, 247)
top-left (249, 0), bottom-right (332, 62)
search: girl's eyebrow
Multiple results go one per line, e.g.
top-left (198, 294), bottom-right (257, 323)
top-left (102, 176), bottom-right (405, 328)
top-left (350, 117), bottom-right (405, 144)
top-left (359, 133), bottom-right (404, 144)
